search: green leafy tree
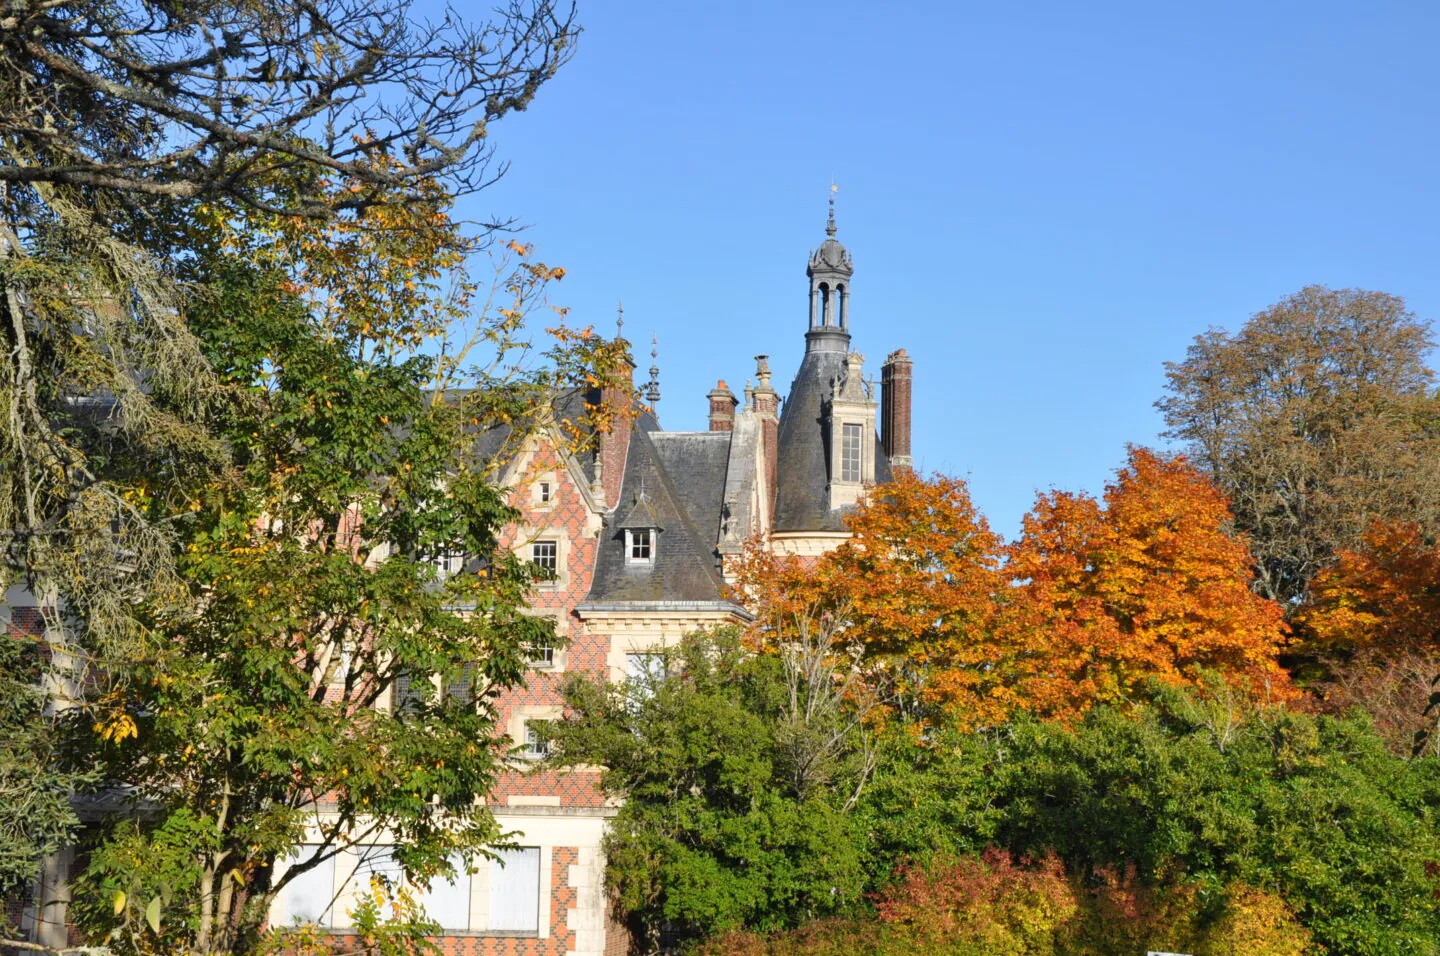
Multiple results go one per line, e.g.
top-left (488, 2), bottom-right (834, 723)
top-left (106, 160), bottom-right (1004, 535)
top-left (57, 171), bottom-right (629, 954)
top-left (551, 627), bottom-right (875, 950)
top-left (0, 634), bottom-right (91, 939)
top-left (989, 683), bottom-right (1440, 954)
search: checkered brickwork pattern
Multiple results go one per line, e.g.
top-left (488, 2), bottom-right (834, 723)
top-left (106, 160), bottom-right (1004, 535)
top-left (492, 445), bottom-right (608, 808)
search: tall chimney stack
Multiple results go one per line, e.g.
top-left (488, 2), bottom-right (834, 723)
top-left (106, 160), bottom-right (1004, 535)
top-left (751, 356), bottom-right (780, 511)
top-left (707, 381), bottom-right (738, 431)
top-left (881, 349), bottom-right (913, 471)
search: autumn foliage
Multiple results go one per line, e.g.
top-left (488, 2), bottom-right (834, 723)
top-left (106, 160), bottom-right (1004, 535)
top-left (697, 851), bottom-right (1311, 956)
top-left (1300, 520), bottom-right (1440, 655)
top-left (1006, 448), bottom-right (1295, 719)
top-left (738, 449), bottom-right (1293, 728)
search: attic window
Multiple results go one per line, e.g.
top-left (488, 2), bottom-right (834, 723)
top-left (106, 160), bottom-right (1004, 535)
top-left (538, 481), bottom-right (551, 503)
top-left (626, 528), bottom-right (654, 565)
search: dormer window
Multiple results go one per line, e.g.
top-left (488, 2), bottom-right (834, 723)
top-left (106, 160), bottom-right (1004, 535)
top-left (538, 481), bottom-right (551, 503)
top-left (626, 528), bottom-right (654, 565)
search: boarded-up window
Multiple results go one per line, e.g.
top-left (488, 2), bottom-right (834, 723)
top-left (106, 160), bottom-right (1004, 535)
top-left (841, 423), bottom-right (862, 483)
top-left (489, 847), bottom-right (541, 932)
top-left (271, 848), bottom-right (335, 927)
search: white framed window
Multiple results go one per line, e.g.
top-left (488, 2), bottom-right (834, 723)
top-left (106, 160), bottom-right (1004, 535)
top-left (433, 548), bottom-right (464, 580)
top-left (840, 422), bottom-right (863, 483)
top-left (523, 719), bottom-right (551, 758)
top-left (528, 643), bottom-right (556, 669)
top-left (625, 652), bottom-right (667, 703)
top-left (415, 854), bottom-right (471, 932)
top-left (488, 847), bottom-right (541, 933)
top-left (537, 480), bottom-right (551, 503)
top-left (271, 847), bottom-right (336, 928)
top-left (530, 540), bottom-right (557, 575)
top-left (626, 528), bottom-right (653, 564)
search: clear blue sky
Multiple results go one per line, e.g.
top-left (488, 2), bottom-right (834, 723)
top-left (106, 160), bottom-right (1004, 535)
top-left (457, 0), bottom-right (1440, 538)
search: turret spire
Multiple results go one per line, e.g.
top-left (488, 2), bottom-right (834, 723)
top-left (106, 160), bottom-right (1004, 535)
top-left (805, 185), bottom-right (853, 349)
top-left (645, 335), bottom-right (661, 404)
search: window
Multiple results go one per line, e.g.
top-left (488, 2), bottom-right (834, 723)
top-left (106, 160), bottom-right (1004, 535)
top-left (489, 847), bottom-right (541, 933)
top-left (626, 528), bottom-right (653, 564)
top-left (433, 549), bottom-right (464, 580)
top-left (537, 481), bottom-right (551, 503)
top-left (530, 540), bottom-right (557, 576)
top-left (415, 854), bottom-right (471, 931)
top-left (840, 422), bottom-right (863, 483)
top-left (528, 643), bottom-right (555, 669)
top-left (523, 719), bottom-right (551, 758)
top-left (271, 847), bottom-right (336, 928)
top-left (625, 653), bottom-right (666, 702)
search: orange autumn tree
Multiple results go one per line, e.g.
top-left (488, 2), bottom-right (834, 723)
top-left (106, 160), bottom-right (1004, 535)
top-left (1007, 448), bottom-right (1295, 720)
top-left (739, 452), bottom-right (1294, 730)
top-left (736, 471), bottom-right (1015, 727)
top-left (1300, 521), bottom-right (1440, 655)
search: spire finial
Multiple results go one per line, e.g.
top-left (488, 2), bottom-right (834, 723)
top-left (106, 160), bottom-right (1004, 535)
top-left (616, 301), bottom-right (625, 339)
top-left (826, 182), bottom-right (838, 238)
top-left (645, 334), bottom-right (661, 404)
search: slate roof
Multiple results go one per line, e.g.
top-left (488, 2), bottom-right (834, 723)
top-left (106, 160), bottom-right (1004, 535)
top-left (650, 431), bottom-right (730, 546)
top-left (583, 423), bottom-right (730, 603)
top-left (772, 345), bottom-right (892, 532)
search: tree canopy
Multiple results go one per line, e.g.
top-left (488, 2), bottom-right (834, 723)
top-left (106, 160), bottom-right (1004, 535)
top-left (1160, 285), bottom-right (1440, 611)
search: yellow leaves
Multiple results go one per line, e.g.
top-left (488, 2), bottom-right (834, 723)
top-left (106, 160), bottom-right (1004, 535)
top-left (95, 711), bottom-right (139, 744)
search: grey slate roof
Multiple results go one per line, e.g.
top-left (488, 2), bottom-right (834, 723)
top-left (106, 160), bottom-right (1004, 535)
top-left (583, 423), bottom-right (730, 603)
top-left (650, 431), bottom-right (730, 546)
top-left (772, 344), bottom-right (892, 532)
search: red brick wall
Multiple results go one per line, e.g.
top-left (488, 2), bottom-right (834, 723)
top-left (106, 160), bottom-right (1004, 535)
top-left (491, 441), bottom-right (608, 807)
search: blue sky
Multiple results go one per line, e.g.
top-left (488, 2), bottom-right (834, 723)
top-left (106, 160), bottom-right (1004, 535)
top-left (458, 0), bottom-right (1440, 538)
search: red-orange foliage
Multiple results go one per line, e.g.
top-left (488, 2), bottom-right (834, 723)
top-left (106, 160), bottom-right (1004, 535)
top-left (736, 451), bottom-right (1294, 729)
top-left (1006, 448), bottom-right (1296, 719)
top-left (736, 471), bottom-right (1015, 727)
top-left (1300, 520), bottom-right (1440, 655)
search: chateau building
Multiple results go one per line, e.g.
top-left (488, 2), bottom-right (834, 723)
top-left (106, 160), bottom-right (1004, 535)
top-left (6, 208), bottom-right (914, 956)
top-left (363, 205), bottom-right (916, 955)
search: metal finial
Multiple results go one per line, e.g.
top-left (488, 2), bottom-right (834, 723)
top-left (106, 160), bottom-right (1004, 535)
top-left (616, 301), bottom-right (625, 338)
top-left (646, 334), bottom-right (661, 404)
top-left (826, 182), bottom-right (838, 238)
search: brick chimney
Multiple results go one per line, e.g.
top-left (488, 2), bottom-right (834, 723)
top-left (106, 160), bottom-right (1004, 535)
top-left (751, 355), bottom-right (780, 509)
top-left (593, 341), bottom-right (636, 509)
top-left (707, 380), bottom-right (738, 431)
top-left (881, 349), bottom-right (913, 471)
